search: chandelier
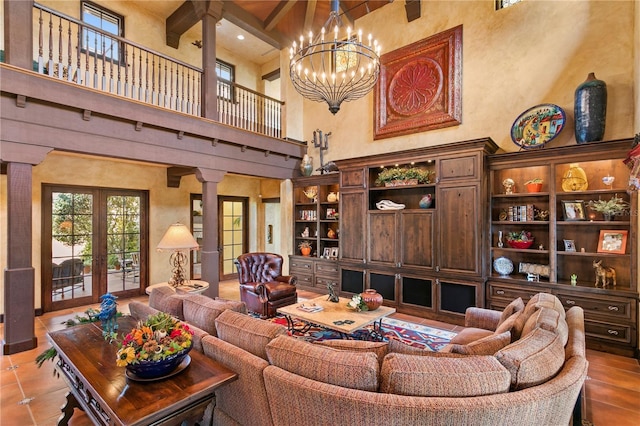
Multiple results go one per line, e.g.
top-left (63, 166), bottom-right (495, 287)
top-left (289, 0), bottom-right (381, 114)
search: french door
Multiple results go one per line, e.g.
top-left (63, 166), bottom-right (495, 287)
top-left (42, 185), bottom-right (148, 312)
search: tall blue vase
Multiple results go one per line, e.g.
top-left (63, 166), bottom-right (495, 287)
top-left (574, 72), bottom-right (607, 144)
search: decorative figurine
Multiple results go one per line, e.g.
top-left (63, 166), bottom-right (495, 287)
top-left (312, 129), bottom-right (331, 174)
top-left (502, 178), bottom-right (515, 194)
top-left (301, 227), bottom-right (310, 238)
top-left (570, 274), bottom-right (578, 286)
top-left (497, 231), bottom-right (504, 248)
top-left (98, 293), bottom-right (118, 338)
top-left (593, 260), bottom-right (616, 288)
top-left (327, 282), bottom-right (340, 303)
top-left (602, 174), bottom-right (615, 189)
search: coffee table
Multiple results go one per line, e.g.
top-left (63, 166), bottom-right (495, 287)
top-left (47, 316), bottom-right (236, 426)
top-left (277, 295), bottom-right (396, 340)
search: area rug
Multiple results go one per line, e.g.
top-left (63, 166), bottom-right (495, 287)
top-left (265, 314), bottom-right (457, 352)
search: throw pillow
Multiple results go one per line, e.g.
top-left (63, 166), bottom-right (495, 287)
top-left (266, 335), bottom-right (379, 392)
top-left (449, 331), bottom-right (511, 355)
top-left (498, 297), bottom-right (525, 326)
top-left (495, 310), bottom-right (523, 340)
top-left (380, 353), bottom-right (511, 397)
top-left (183, 295), bottom-right (247, 337)
top-left (214, 309), bottom-right (285, 360)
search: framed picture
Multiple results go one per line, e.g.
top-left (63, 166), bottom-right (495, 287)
top-left (563, 239), bottom-right (576, 252)
top-left (329, 247), bottom-right (339, 259)
top-left (597, 230), bottom-right (628, 254)
top-left (561, 200), bottom-right (586, 221)
top-left (322, 247), bottom-right (331, 258)
top-left (326, 208), bottom-right (337, 219)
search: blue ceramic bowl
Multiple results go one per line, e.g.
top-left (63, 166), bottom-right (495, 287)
top-left (126, 345), bottom-right (192, 379)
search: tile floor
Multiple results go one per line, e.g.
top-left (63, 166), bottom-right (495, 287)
top-left (1, 281), bottom-right (639, 425)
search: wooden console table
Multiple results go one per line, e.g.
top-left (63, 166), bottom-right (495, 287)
top-left (47, 316), bottom-right (236, 426)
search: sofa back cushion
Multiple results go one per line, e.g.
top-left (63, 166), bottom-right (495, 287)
top-left (495, 310), bottom-right (523, 340)
top-left (149, 286), bottom-right (186, 319)
top-left (266, 335), bottom-right (379, 392)
top-left (214, 310), bottom-right (285, 360)
top-left (524, 293), bottom-right (566, 320)
top-left (315, 339), bottom-right (388, 370)
top-left (380, 353), bottom-right (511, 397)
top-left (499, 297), bottom-right (525, 325)
top-left (449, 331), bottom-right (511, 355)
top-left (495, 327), bottom-right (565, 390)
top-left (182, 295), bottom-right (247, 337)
top-left (521, 307), bottom-right (569, 346)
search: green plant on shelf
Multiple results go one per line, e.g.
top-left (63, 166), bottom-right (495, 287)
top-left (298, 240), bottom-right (312, 250)
top-left (587, 195), bottom-right (630, 217)
top-left (375, 166), bottom-right (433, 186)
top-left (506, 230), bottom-right (532, 242)
top-left (525, 178), bottom-right (543, 185)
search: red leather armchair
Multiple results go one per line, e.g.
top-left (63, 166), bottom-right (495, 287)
top-left (234, 252), bottom-right (297, 318)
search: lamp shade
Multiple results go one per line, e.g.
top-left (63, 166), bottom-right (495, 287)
top-left (157, 223), bottom-right (199, 251)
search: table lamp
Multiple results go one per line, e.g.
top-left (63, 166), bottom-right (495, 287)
top-left (157, 222), bottom-right (200, 287)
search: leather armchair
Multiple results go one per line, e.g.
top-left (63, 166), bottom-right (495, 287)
top-left (234, 252), bottom-right (297, 318)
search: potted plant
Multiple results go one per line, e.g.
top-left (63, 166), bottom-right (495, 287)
top-left (505, 230), bottom-right (534, 249)
top-left (587, 195), bottom-right (630, 220)
top-left (375, 166), bottom-right (433, 187)
top-left (525, 178), bottom-right (543, 193)
top-left (298, 240), bottom-right (312, 256)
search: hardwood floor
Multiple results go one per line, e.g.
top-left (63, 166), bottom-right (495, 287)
top-left (1, 281), bottom-right (638, 425)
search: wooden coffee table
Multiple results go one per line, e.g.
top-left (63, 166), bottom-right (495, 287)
top-left (47, 316), bottom-right (236, 426)
top-left (277, 295), bottom-right (396, 340)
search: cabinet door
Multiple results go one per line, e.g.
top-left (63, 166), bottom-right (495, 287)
top-left (400, 210), bottom-right (434, 269)
top-left (340, 191), bottom-right (367, 262)
top-left (437, 184), bottom-right (481, 274)
top-left (368, 211), bottom-right (398, 266)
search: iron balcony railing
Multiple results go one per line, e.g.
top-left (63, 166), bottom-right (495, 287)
top-left (30, 2), bottom-right (283, 138)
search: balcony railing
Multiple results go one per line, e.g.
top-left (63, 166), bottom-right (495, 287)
top-left (30, 2), bottom-right (283, 138)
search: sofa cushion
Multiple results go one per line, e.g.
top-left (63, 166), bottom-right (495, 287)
top-left (524, 293), bottom-right (566, 320)
top-left (495, 327), bottom-right (565, 390)
top-left (448, 328), bottom-right (494, 345)
top-left (521, 307), bottom-right (569, 346)
top-left (380, 353), bottom-right (511, 397)
top-left (182, 295), bottom-right (246, 337)
top-left (495, 310), bottom-right (523, 339)
top-left (214, 297), bottom-right (248, 314)
top-left (449, 331), bottom-right (511, 355)
top-left (266, 335), bottom-right (379, 392)
top-left (214, 309), bottom-right (285, 360)
top-left (148, 286), bottom-right (186, 319)
top-left (498, 297), bottom-right (525, 325)
top-left (315, 339), bottom-right (388, 370)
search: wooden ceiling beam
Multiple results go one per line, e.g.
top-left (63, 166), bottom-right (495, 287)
top-left (304, 0), bottom-right (317, 32)
top-left (167, 166), bottom-right (196, 188)
top-left (165, 1), bottom-right (222, 49)
top-left (339, 1), bottom-right (354, 27)
top-left (222, 2), bottom-right (288, 49)
top-left (264, 0), bottom-right (297, 32)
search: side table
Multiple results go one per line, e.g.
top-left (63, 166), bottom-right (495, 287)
top-left (146, 280), bottom-right (209, 295)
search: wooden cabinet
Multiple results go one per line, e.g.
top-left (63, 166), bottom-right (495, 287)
top-left (336, 138), bottom-right (498, 324)
top-left (290, 174), bottom-right (340, 292)
top-left (487, 139), bottom-right (638, 357)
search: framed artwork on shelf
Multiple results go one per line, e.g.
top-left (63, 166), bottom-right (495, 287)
top-left (563, 239), bottom-right (576, 252)
top-left (326, 208), bottom-right (337, 219)
top-left (561, 200), bottom-right (586, 221)
top-left (322, 247), bottom-right (331, 258)
top-left (329, 247), bottom-right (339, 259)
top-left (597, 230), bottom-right (628, 254)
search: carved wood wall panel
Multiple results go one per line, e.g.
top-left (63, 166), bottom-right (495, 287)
top-left (374, 25), bottom-right (462, 140)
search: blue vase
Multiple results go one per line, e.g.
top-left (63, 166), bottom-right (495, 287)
top-left (574, 72), bottom-right (607, 144)
top-left (419, 194), bottom-right (433, 209)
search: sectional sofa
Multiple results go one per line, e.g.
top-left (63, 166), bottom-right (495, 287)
top-left (129, 287), bottom-right (587, 426)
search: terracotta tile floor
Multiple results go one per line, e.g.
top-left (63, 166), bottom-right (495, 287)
top-left (1, 281), bottom-right (638, 425)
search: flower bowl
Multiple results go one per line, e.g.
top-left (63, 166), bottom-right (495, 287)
top-left (506, 239), bottom-right (534, 249)
top-left (126, 344), bottom-right (192, 379)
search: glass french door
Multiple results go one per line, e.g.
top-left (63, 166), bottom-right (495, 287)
top-left (220, 197), bottom-right (248, 280)
top-left (43, 185), bottom-right (147, 312)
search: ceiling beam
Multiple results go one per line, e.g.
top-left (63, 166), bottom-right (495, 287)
top-left (303, 0), bottom-right (317, 32)
top-left (222, 2), bottom-right (288, 49)
top-left (264, 0), bottom-right (297, 32)
top-left (339, 1), bottom-right (354, 27)
top-left (166, 1), bottom-right (199, 49)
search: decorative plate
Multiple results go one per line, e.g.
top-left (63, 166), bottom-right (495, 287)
top-left (510, 104), bottom-right (565, 149)
top-left (493, 256), bottom-right (514, 276)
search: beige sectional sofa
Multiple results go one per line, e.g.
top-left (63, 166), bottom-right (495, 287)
top-left (129, 288), bottom-right (588, 426)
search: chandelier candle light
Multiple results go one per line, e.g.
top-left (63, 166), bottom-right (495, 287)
top-left (289, 0), bottom-right (381, 114)
top-left (157, 223), bottom-right (200, 287)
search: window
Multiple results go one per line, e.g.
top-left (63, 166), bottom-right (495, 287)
top-left (81, 1), bottom-right (123, 62)
top-left (216, 59), bottom-right (235, 101)
top-left (496, 0), bottom-right (522, 10)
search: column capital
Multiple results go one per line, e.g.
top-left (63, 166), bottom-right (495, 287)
top-left (195, 167), bottom-right (226, 183)
top-left (0, 142), bottom-right (52, 165)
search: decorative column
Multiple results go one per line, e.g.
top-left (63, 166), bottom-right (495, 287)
top-left (195, 168), bottom-right (226, 298)
top-left (201, 1), bottom-right (223, 120)
top-left (3, 0), bottom-right (34, 70)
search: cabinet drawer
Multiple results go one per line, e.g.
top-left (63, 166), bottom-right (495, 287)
top-left (439, 155), bottom-right (478, 181)
top-left (315, 262), bottom-right (339, 277)
top-left (290, 259), bottom-right (313, 271)
top-left (585, 319), bottom-right (633, 345)
top-left (556, 292), bottom-right (634, 321)
top-left (488, 283), bottom-right (539, 302)
top-left (340, 168), bottom-right (366, 189)
top-left (293, 273), bottom-right (313, 286)
top-left (315, 276), bottom-right (338, 288)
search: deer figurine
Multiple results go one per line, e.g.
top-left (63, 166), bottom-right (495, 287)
top-left (593, 260), bottom-right (616, 288)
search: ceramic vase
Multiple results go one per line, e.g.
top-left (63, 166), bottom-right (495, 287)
top-left (574, 73), bottom-right (607, 144)
top-left (419, 194), bottom-right (433, 208)
top-left (562, 163), bottom-right (589, 192)
top-left (300, 155), bottom-right (314, 176)
top-left (361, 289), bottom-right (383, 311)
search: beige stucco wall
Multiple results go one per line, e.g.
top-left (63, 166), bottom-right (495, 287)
top-left (301, 0), bottom-right (637, 163)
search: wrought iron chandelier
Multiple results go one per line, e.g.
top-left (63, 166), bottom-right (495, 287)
top-left (289, 0), bottom-right (381, 114)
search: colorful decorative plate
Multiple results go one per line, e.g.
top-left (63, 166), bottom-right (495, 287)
top-left (511, 104), bottom-right (566, 149)
top-left (493, 256), bottom-right (514, 276)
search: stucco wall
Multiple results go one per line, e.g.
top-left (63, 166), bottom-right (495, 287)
top-left (301, 0), bottom-right (637, 163)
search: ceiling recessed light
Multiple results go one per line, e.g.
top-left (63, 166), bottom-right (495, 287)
top-left (237, 34), bottom-right (245, 40)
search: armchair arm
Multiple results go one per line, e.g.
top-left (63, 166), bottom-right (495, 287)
top-left (240, 282), bottom-right (269, 303)
top-left (464, 307), bottom-right (502, 331)
top-left (275, 275), bottom-right (297, 286)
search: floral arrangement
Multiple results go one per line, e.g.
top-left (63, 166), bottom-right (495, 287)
top-left (116, 312), bottom-right (193, 367)
top-left (375, 166), bottom-right (433, 186)
top-left (347, 294), bottom-right (369, 312)
top-left (506, 230), bottom-right (532, 242)
top-left (587, 195), bottom-right (630, 216)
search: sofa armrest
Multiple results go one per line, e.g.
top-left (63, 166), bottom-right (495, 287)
top-left (275, 275), bottom-right (297, 286)
top-left (464, 307), bottom-right (502, 330)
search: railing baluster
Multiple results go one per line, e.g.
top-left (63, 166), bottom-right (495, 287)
top-left (145, 51), bottom-right (150, 103)
top-left (124, 45), bottom-right (129, 97)
top-left (131, 48), bottom-right (137, 99)
top-left (138, 49), bottom-right (143, 100)
top-left (38, 8), bottom-right (44, 73)
top-left (57, 17), bottom-right (63, 79)
top-left (76, 25), bottom-right (82, 84)
top-left (47, 12), bottom-right (54, 76)
top-left (66, 21), bottom-right (73, 81)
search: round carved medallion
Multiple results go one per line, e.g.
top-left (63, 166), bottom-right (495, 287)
top-left (388, 59), bottom-right (443, 116)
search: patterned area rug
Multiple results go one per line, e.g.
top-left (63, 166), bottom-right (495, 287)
top-left (265, 314), bottom-right (456, 352)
